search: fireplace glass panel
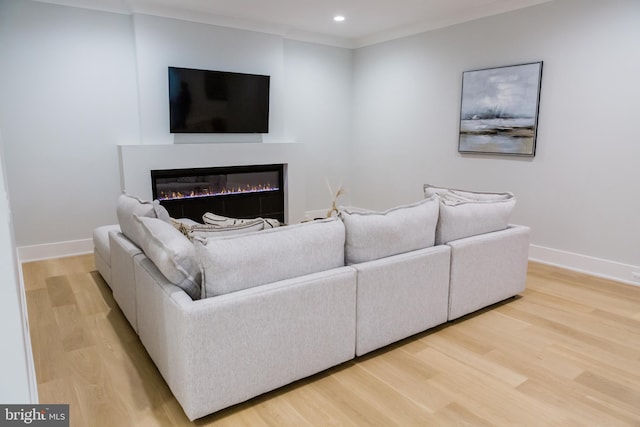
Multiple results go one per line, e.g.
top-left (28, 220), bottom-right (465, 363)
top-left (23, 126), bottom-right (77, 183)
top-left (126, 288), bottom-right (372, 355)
top-left (151, 165), bottom-right (285, 223)
top-left (154, 171), bottom-right (280, 201)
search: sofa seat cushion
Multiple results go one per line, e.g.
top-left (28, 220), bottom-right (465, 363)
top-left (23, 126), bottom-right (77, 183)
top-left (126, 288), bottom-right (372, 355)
top-left (195, 218), bottom-right (345, 298)
top-left (134, 215), bottom-right (201, 299)
top-left (339, 197), bottom-right (439, 265)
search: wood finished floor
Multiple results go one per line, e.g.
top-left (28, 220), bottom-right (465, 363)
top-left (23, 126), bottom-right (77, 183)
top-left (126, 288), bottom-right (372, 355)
top-left (23, 255), bottom-right (640, 426)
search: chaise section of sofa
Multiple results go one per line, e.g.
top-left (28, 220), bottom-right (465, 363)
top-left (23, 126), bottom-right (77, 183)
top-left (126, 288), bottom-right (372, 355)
top-left (135, 257), bottom-right (356, 420)
top-left (135, 217), bottom-right (357, 420)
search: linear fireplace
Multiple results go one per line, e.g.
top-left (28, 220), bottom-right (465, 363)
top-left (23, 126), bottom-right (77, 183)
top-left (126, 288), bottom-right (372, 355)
top-left (151, 164), bottom-right (285, 223)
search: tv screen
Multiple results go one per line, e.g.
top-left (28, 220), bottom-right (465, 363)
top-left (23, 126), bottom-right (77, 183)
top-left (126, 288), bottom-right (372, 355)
top-left (168, 67), bottom-right (270, 134)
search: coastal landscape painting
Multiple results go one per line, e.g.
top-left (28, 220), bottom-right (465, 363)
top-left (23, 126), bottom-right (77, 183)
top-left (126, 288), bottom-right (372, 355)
top-left (459, 62), bottom-right (542, 156)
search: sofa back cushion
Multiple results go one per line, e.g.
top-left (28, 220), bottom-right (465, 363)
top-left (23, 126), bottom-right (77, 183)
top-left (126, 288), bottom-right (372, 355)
top-left (195, 218), bottom-right (345, 298)
top-left (423, 184), bottom-right (516, 244)
top-left (435, 192), bottom-right (516, 244)
top-left (339, 197), bottom-right (439, 265)
top-left (134, 215), bottom-right (201, 300)
top-left (116, 193), bottom-right (170, 248)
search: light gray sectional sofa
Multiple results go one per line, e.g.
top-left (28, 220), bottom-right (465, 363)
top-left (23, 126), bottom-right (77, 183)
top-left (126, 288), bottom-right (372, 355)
top-left (93, 187), bottom-right (530, 421)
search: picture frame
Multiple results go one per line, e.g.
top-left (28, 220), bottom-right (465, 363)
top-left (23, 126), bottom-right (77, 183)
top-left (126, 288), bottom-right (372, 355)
top-left (458, 61), bottom-right (543, 156)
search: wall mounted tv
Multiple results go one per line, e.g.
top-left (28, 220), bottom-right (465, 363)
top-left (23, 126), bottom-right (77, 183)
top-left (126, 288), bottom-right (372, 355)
top-left (168, 67), bottom-right (270, 134)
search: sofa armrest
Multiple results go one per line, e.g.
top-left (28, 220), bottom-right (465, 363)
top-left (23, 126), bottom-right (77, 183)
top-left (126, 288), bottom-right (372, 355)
top-left (447, 225), bottom-right (530, 320)
top-left (134, 258), bottom-right (357, 420)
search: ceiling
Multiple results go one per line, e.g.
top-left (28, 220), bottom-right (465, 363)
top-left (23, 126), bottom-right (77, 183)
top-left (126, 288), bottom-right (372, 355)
top-left (35, 0), bottom-right (553, 48)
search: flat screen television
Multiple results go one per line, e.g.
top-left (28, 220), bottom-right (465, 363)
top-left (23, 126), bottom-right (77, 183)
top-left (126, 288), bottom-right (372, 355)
top-left (168, 67), bottom-right (270, 134)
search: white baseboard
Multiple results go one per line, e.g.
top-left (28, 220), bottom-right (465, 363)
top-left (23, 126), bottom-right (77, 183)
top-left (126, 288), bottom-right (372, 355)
top-left (529, 244), bottom-right (640, 287)
top-left (17, 238), bottom-right (93, 263)
top-left (15, 263), bottom-right (39, 403)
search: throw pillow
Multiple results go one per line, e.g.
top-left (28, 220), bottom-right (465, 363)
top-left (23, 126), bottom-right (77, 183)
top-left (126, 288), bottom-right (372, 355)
top-left (116, 193), bottom-right (157, 248)
top-left (202, 212), bottom-right (281, 228)
top-left (449, 189), bottom-right (513, 202)
top-left (153, 201), bottom-right (172, 223)
top-left (134, 215), bottom-right (201, 300)
top-left (263, 218), bottom-right (281, 229)
top-left (188, 219), bottom-right (267, 240)
top-left (202, 212), bottom-right (246, 226)
top-left (423, 184), bottom-right (451, 198)
top-left (423, 184), bottom-right (513, 201)
top-left (339, 197), bottom-right (439, 265)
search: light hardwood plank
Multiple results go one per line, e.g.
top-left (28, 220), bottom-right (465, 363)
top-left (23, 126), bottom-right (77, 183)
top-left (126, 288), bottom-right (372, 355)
top-left (24, 259), bottom-right (640, 426)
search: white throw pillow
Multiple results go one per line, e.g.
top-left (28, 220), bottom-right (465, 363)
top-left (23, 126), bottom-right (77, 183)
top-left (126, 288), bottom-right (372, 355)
top-left (134, 215), bottom-right (201, 300)
top-left (423, 184), bottom-right (452, 198)
top-left (116, 193), bottom-right (157, 248)
top-left (449, 189), bottom-right (513, 201)
top-left (423, 184), bottom-right (513, 201)
top-left (153, 201), bottom-right (172, 223)
top-left (339, 197), bottom-right (439, 265)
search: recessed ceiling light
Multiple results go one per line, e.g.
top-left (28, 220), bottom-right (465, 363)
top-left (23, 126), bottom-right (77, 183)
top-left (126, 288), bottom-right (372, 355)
top-left (333, 15), bottom-right (345, 22)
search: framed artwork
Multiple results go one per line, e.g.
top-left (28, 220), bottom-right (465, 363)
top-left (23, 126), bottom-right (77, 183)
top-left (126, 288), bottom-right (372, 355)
top-left (458, 61), bottom-right (543, 156)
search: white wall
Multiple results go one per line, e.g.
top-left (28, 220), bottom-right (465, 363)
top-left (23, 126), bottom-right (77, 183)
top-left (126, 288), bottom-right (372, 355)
top-left (0, 128), bottom-right (36, 403)
top-left (0, 0), bottom-right (353, 253)
top-left (129, 17), bottom-right (354, 214)
top-left (352, 0), bottom-right (640, 277)
top-left (1, 0), bottom-right (637, 281)
top-left (0, 0), bottom-right (140, 248)
top-left (132, 14), bottom-right (287, 145)
top-left (283, 40), bottom-right (354, 211)
top-left (6, 0), bottom-right (637, 406)
top-left (0, 0), bottom-right (352, 400)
